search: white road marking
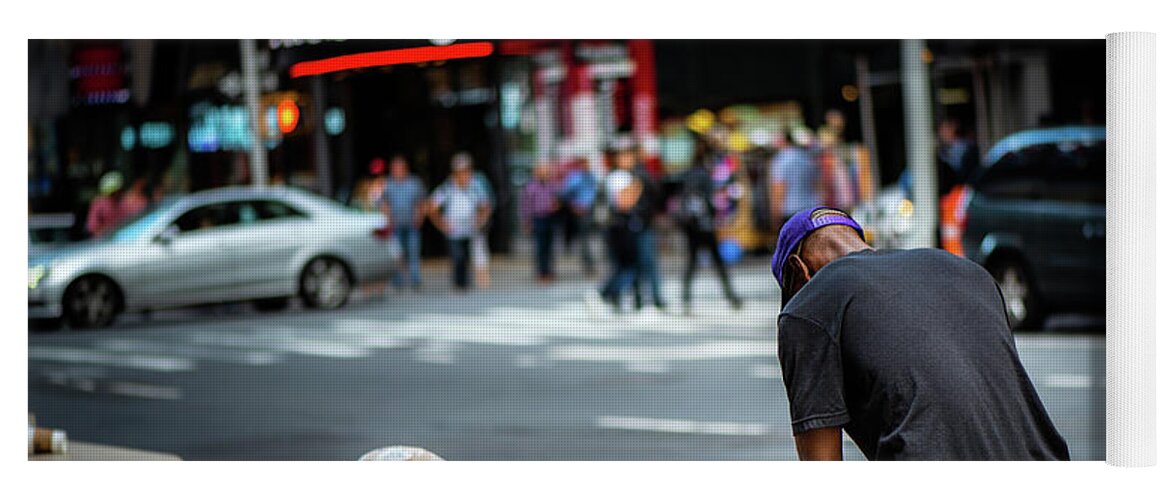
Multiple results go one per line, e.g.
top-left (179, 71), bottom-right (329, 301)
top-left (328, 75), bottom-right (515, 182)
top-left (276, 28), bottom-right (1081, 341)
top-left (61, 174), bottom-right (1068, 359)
top-left (98, 338), bottom-right (284, 366)
top-left (1014, 335), bottom-right (1105, 351)
top-left (549, 340), bottom-right (775, 364)
top-left (625, 360), bottom-right (669, 373)
top-left (512, 354), bottom-right (540, 369)
top-left (595, 416), bottom-right (771, 436)
top-left (28, 346), bottom-right (195, 372)
top-left (1042, 374), bottom-right (1097, 389)
top-left (416, 341), bottom-right (456, 365)
top-left (107, 381), bottom-right (183, 400)
top-left (751, 363), bottom-right (781, 379)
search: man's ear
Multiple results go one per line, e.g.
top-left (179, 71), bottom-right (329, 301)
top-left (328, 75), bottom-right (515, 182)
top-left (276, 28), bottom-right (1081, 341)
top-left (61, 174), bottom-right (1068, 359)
top-left (787, 253), bottom-right (812, 284)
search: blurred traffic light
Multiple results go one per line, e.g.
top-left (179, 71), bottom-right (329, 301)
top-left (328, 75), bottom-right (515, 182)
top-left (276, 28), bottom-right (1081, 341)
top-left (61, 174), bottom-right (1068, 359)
top-left (277, 98), bottom-right (300, 134)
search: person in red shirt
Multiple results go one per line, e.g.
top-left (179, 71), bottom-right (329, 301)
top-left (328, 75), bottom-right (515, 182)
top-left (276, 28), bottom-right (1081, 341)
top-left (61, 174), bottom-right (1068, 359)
top-left (119, 176), bottom-right (151, 221)
top-left (86, 171), bottom-right (125, 238)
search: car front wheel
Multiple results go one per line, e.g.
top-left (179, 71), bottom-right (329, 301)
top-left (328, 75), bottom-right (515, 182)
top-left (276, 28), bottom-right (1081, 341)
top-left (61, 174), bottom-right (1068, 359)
top-left (300, 257), bottom-right (352, 310)
top-left (62, 275), bottom-right (121, 329)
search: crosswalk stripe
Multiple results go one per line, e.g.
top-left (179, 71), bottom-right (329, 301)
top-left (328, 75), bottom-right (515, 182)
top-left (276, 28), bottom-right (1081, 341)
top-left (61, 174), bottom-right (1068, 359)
top-left (28, 346), bottom-right (195, 372)
top-left (595, 416), bottom-right (772, 436)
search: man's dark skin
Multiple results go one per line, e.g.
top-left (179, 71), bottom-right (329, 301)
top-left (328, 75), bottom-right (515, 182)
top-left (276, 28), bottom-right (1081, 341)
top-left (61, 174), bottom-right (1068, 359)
top-left (783, 224), bottom-right (873, 461)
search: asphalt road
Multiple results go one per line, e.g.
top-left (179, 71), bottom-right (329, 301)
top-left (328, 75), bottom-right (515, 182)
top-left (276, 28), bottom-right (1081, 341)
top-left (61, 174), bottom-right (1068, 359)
top-left (27, 261), bottom-right (1104, 460)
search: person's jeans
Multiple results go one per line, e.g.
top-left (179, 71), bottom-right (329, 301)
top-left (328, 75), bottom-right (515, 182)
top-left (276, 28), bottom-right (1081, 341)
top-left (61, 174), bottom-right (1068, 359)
top-left (393, 226), bottom-right (422, 287)
top-left (448, 238), bottom-right (472, 289)
top-left (533, 215), bottom-right (556, 278)
top-left (601, 224), bottom-right (638, 304)
top-left (682, 228), bottom-right (740, 306)
top-left (635, 228), bottom-right (665, 306)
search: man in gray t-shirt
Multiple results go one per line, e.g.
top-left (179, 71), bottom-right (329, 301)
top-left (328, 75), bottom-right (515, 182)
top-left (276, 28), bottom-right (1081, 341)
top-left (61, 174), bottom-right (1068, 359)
top-left (772, 207), bottom-right (1069, 461)
top-left (380, 155), bottom-right (428, 289)
top-left (429, 156), bottom-right (491, 290)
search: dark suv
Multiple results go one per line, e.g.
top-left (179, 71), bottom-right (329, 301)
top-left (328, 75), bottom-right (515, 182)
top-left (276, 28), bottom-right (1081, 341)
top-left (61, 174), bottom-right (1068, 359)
top-left (951, 126), bottom-right (1105, 330)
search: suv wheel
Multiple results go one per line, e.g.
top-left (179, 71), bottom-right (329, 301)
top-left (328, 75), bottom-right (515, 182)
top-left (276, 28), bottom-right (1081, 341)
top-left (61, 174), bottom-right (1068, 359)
top-left (989, 259), bottom-right (1045, 331)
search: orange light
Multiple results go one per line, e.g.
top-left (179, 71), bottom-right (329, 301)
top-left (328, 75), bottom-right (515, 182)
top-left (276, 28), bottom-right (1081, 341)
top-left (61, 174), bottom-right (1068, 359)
top-left (277, 99), bottom-right (299, 134)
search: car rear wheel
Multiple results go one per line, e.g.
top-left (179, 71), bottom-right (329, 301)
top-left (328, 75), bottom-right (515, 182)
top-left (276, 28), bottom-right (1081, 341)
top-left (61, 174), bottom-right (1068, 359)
top-left (300, 257), bottom-right (352, 310)
top-left (62, 275), bottom-right (121, 329)
top-left (989, 259), bottom-right (1045, 331)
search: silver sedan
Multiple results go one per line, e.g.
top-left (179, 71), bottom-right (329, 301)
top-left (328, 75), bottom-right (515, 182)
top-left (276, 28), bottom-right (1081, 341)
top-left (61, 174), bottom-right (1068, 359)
top-left (28, 186), bottom-right (395, 329)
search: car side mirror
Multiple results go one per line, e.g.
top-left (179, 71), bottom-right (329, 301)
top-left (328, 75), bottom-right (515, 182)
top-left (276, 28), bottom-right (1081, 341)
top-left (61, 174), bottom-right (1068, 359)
top-left (155, 225), bottom-right (179, 244)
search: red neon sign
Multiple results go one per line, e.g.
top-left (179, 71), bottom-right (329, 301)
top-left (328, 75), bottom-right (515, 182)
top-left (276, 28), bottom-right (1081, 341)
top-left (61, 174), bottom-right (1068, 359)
top-left (289, 42), bottom-right (494, 78)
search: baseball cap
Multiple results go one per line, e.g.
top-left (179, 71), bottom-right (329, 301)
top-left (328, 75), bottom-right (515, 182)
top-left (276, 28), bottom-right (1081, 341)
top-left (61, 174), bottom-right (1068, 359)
top-left (771, 206), bottom-right (865, 303)
top-left (368, 158), bottom-right (387, 176)
top-left (99, 171), bottom-right (124, 196)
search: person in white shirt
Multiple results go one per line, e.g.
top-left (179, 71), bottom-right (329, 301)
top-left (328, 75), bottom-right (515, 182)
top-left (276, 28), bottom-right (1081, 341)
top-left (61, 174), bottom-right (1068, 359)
top-left (429, 154), bottom-right (492, 291)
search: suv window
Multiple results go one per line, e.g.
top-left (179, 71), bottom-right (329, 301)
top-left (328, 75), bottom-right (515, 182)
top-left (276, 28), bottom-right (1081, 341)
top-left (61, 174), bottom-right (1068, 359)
top-left (977, 139), bottom-right (1105, 204)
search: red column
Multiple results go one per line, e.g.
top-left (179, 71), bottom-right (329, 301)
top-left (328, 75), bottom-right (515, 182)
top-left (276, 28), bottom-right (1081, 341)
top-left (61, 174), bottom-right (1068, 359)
top-left (629, 39), bottom-right (661, 175)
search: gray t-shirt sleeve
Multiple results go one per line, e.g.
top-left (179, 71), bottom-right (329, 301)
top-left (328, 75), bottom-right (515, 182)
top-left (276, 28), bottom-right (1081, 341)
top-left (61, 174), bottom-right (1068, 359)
top-left (777, 314), bottom-right (851, 434)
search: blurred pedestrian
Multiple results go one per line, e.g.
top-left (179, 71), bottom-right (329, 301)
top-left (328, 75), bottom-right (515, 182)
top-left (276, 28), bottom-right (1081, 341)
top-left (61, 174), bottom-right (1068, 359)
top-left (85, 171), bottom-right (125, 238)
top-left (612, 136), bottom-right (666, 311)
top-left (936, 117), bottom-right (980, 193)
top-left (429, 154), bottom-right (492, 291)
top-left (588, 157), bottom-right (642, 313)
top-left (469, 158), bottom-right (496, 289)
top-left (520, 162), bottom-right (561, 283)
top-left (380, 154), bottom-right (428, 292)
top-left (772, 207), bottom-right (1069, 460)
top-left (768, 129), bottom-right (821, 234)
top-left (677, 137), bottom-right (743, 313)
top-left (816, 110), bottom-right (859, 211)
top-left (353, 158), bottom-right (388, 212)
top-left (558, 157), bottom-right (598, 276)
top-left (120, 176), bottom-right (151, 221)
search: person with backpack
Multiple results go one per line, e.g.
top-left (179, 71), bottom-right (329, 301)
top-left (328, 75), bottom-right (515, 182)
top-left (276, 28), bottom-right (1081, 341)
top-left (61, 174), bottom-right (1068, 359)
top-left (677, 136), bottom-right (743, 314)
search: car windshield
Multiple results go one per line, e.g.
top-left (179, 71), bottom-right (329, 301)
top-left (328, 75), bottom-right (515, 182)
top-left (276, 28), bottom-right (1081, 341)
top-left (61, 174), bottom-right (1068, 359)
top-left (103, 198), bottom-right (180, 242)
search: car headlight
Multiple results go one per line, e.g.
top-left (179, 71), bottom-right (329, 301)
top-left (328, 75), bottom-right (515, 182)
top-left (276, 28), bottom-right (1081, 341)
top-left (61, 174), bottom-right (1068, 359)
top-left (28, 265), bottom-right (47, 289)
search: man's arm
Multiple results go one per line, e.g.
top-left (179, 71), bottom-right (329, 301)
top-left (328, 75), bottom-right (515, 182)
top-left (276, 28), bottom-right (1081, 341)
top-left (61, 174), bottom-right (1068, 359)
top-left (476, 203), bottom-right (492, 231)
top-left (770, 180), bottom-right (786, 226)
top-left (427, 199), bottom-right (448, 235)
top-left (794, 426), bottom-right (843, 461)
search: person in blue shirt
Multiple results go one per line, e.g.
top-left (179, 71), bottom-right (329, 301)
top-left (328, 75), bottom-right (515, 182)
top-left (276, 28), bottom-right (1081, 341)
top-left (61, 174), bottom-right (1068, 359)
top-left (558, 157), bottom-right (598, 276)
top-left (380, 154), bottom-right (428, 291)
top-left (768, 129), bottom-right (822, 232)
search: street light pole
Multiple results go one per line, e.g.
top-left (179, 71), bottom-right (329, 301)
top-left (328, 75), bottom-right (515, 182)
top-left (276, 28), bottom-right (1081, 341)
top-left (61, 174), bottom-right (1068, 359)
top-left (311, 75), bottom-right (333, 198)
top-left (900, 39), bottom-right (936, 249)
top-left (240, 39), bottom-right (268, 187)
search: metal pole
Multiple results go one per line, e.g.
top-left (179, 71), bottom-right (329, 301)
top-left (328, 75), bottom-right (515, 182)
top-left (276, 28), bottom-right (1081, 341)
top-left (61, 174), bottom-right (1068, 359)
top-left (239, 39), bottom-right (268, 187)
top-left (971, 58), bottom-right (992, 156)
top-left (311, 75), bottom-right (333, 197)
top-left (900, 39), bottom-right (936, 249)
top-left (854, 54), bottom-right (880, 199)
